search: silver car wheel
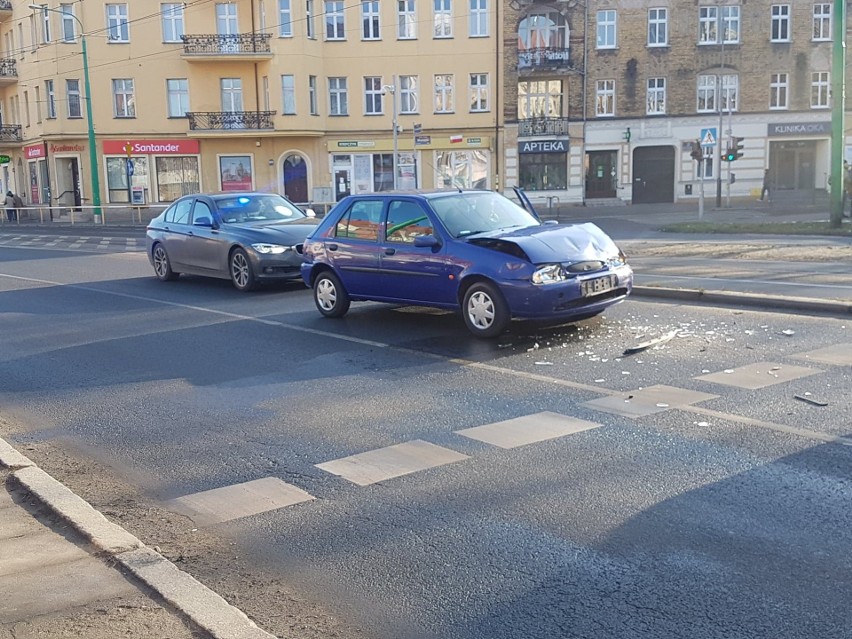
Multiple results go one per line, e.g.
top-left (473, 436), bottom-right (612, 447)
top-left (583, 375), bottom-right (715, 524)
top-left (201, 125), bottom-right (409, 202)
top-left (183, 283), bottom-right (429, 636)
top-left (467, 290), bottom-right (495, 329)
top-left (316, 277), bottom-right (337, 311)
top-left (153, 246), bottom-right (169, 278)
top-left (231, 252), bottom-right (250, 288)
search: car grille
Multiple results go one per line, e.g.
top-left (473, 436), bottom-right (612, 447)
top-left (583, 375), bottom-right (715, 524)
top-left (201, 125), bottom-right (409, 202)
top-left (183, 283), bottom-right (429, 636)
top-left (563, 260), bottom-right (605, 274)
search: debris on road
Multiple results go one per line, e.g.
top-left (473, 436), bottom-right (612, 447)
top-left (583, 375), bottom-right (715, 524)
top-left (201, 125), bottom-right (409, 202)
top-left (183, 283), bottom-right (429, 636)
top-left (780, 329), bottom-right (796, 336)
top-left (623, 329), bottom-right (678, 355)
top-left (794, 394), bottom-right (828, 407)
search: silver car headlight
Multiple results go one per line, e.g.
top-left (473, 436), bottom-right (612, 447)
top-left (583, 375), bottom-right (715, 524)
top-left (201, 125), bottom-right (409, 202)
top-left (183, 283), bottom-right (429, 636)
top-left (251, 243), bottom-right (289, 254)
top-left (531, 264), bottom-right (567, 285)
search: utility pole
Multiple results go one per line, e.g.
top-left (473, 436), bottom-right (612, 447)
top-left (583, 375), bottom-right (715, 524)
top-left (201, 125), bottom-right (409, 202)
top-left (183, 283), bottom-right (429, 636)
top-left (830, 0), bottom-right (847, 228)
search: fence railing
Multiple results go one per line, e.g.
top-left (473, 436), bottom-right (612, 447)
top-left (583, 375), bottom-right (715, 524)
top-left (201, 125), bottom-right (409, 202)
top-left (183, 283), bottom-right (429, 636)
top-left (0, 124), bottom-right (22, 142)
top-left (0, 58), bottom-right (17, 78)
top-left (0, 204), bottom-right (168, 226)
top-left (518, 117), bottom-right (571, 137)
top-left (186, 111), bottom-right (276, 131)
top-left (181, 33), bottom-right (272, 55)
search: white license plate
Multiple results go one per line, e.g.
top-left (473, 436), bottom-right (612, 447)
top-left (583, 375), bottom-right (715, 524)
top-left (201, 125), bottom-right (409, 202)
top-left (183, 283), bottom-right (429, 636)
top-left (581, 275), bottom-right (617, 297)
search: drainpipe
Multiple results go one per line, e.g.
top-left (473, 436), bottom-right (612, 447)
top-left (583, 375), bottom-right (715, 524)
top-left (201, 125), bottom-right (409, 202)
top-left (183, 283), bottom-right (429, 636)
top-left (581, 1), bottom-right (588, 206)
top-left (494, 0), bottom-right (500, 192)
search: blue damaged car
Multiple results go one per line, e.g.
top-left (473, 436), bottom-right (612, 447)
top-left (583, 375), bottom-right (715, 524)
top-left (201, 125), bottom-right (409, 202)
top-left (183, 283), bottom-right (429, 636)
top-left (300, 189), bottom-right (633, 338)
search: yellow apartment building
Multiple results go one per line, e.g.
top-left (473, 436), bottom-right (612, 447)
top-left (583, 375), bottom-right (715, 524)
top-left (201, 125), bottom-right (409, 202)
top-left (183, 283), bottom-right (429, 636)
top-left (0, 0), bottom-right (504, 213)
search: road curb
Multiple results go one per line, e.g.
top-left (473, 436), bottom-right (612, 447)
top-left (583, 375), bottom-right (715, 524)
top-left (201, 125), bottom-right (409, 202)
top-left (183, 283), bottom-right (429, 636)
top-left (632, 285), bottom-right (852, 317)
top-left (0, 436), bottom-right (278, 639)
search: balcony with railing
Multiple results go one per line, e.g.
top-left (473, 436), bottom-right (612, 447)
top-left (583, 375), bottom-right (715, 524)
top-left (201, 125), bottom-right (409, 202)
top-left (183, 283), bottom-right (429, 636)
top-left (518, 117), bottom-right (570, 137)
top-left (0, 124), bottom-right (22, 145)
top-left (518, 47), bottom-right (579, 72)
top-left (0, 0), bottom-right (12, 19)
top-left (186, 111), bottom-right (276, 131)
top-left (0, 58), bottom-right (17, 85)
top-left (181, 33), bottom-right (273, 60)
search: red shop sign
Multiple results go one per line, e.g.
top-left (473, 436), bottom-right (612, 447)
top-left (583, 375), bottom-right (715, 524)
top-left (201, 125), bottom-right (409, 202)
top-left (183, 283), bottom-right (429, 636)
top-left (102, 139), bottom-right (200, 155)
top-left (24, 144), bottom-right (46, 159)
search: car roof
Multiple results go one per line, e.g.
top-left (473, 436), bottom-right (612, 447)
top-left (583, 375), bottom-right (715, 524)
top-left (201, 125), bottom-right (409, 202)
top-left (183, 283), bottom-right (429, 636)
top-left (345, 189), bottom-right (493, 200)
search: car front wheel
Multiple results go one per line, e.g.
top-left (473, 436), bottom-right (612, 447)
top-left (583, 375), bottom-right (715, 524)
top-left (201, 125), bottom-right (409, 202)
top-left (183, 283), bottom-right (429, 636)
top-left (230, 248), bottom-right (257, 291)
top-left (462, 281), bottom-right (509, 338)
top-left (152, 243), bottom-right (179, 281)
top-left (314, 271), bottom-right (350, 318)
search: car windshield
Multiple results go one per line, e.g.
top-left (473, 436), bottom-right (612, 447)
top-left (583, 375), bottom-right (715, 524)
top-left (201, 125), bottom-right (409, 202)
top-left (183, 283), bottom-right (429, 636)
top-left (216, 194), bottom-right (307, 224)
top-left (429, 192), bottom-right (539, 238)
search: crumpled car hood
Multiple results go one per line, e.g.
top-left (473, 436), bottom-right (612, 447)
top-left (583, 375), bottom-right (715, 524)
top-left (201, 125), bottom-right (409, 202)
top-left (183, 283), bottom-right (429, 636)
top-left (470, 223), bottom-right (620, 263)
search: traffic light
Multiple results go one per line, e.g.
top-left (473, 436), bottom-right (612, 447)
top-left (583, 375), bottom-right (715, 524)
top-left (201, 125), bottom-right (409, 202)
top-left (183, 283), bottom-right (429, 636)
top-left (690, 139), bottom-right (703, 161)
top-left (725, 137), bottom-right (745, 162)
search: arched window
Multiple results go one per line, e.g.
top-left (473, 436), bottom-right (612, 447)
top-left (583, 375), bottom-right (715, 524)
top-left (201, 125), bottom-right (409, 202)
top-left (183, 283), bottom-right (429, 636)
top-left (518, 11), bottom-right (569, 68)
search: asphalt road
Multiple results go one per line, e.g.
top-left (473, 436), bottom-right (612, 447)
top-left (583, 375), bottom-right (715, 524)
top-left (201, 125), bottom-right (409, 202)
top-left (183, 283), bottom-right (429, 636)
top-left (1, 241), bottom-right (851, 639)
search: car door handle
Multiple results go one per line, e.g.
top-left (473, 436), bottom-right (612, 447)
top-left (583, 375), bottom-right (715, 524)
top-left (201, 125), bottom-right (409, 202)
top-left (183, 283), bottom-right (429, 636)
top-left (328, 243), bottom-right (338, 251)
top-left (384, 248), bottom-right (396, 255)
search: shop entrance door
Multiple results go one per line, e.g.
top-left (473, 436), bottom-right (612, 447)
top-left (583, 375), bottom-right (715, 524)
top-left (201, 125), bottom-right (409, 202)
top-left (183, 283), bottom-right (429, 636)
top-left (282, 154), bottom-right (308, 203)
top-left (632, 146), bottom-right (675, 203)
top-left (585, 151), bottom-right (617, 199)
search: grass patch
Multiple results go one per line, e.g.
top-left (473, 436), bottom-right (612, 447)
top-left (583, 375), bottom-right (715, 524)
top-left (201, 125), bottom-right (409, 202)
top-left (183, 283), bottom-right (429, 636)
top-left (660, 221), bottom-right (852, 236)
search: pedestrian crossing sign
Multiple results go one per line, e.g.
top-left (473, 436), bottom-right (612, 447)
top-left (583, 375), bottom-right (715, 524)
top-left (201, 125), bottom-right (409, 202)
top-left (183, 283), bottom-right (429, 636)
top-left (700, 128), bottom-right (717, 147)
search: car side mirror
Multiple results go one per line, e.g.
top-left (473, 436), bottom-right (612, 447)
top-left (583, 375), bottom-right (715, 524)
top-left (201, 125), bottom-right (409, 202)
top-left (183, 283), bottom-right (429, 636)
top-left (413, 234), bottom-right (441, 248)
top-left (193, 216), bottom-right (214, 227)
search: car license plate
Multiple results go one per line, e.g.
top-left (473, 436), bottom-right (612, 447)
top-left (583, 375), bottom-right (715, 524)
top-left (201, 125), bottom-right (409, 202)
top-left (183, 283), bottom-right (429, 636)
top-left (581, 274), bottom-right (616, 297)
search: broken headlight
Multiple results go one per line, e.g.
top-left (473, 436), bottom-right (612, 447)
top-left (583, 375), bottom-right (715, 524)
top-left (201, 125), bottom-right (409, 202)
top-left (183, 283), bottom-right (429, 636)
top-left (531, 264), bottom-right (567, 285)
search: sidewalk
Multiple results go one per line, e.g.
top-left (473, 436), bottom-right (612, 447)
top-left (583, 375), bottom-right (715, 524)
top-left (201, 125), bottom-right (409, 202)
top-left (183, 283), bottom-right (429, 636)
top-left (0, 439), bottom-right (276, 639)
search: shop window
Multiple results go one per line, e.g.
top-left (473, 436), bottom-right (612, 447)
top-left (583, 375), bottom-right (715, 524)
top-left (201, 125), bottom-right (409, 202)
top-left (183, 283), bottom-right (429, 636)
top-left (519, 153), bottom-right (567, 191)
top-left (106, 156), bottom-right (148, 203)
top-left (156, 156), bottom-right (200, 202)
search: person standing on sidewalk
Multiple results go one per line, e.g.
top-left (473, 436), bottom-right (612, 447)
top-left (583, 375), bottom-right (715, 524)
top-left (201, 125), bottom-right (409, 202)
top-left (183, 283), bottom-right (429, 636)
top-left (759, 169), bottom-right (772, 202)
top-left (4, 191), bottom-right (15, 222)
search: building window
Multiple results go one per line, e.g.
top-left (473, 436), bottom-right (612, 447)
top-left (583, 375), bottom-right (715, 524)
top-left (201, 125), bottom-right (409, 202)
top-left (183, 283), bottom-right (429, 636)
top-left (24, 91), bottom-right (30, 127)
top-left (399, 75), bottom-right (418, 113)
top-left (398, 0), bottom-right (416, 39)
top-left (813, 3), bottom-right (831, 41)
top-left (596, 10), bottom-right (616, 49)
top-left (107, 156), bottom-right (148, 203)
top-left (325, 1), bottom-right (345, 40)
top-left (362, 1), bottom-right (380, 39)
top-left (811, 71), bottom-right (829, 108)
top-left (699, 5), bottom-right (739, 44)
top-left (697, 74), bottom-right (717, 112)
top-left (699, 156), bottom-right (714, 180)
top-left (161, 3), bottom-right (184, 42)
top-left (216, 3), bottom-right (238, 35)
top-left (769, 73), bottom-right (788, 109)
top-left (39, 6), bottom-right (51, 44)
top-left (519, 153), bottom-right (566, 192)
top-left (436, 150), bottom-right (487, 189)
top-left (45, 80), bottom-right (56, 118)
top-left (112, 78), bottom-right (136, 117)
top-left (721, 74), bottom-right (738, 112)
top-left (469, 73), bottom-right (488, 112)
top-left (646, 77), bottom-right (665, 114)
top-left (518, 11), bottom-right (569, 68)
top-left (167, 78), bottom-right (189, 117)
top-left (517, 80), bottom-right (562, 119)
top-left (771, 4), bottom-right (791, 42)
top-left (156, 157), bottom-right (200, 202)
top-left (434, 74), bottom-right (454, 113)
top-left (698, 6), bottom-right (717, 44)
top-left (364, 76), bottom-right (383, 114)
top-left (434, 0), bottom-right (452, 38)
top-left (306, 0), bottom-right (315, 38)
top-left (35, 86), bottom-right (41, 123)
top-left (281, 75), bottom-right (296, 114)
top-left (595, 79), bottom-right (614, 116)
top-left (329, 77), bottom-right (348, 115)
top-left (106, 4), bottom-right (130, 42)
top-left (66, 79), bottom-right (82, 118)
top-left (648, 8), bottom-right (667, 46)
top-left (278, 0), bottom-right (293, 37)
top-left (469, 0), bottom-right (487, 37)
top-left (60, 4), bottom-right (77, 41)
top-left (309, 75), bottom-right (318, 114)
top-left (221, 78), bottom-right (243, 112)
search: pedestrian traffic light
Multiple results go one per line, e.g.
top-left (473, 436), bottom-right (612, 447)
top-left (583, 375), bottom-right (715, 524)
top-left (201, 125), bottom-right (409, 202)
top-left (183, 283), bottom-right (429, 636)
top-left (725, 137), bottom-right (745, 162)
top-left (690, 139), bottom-right (703, 161)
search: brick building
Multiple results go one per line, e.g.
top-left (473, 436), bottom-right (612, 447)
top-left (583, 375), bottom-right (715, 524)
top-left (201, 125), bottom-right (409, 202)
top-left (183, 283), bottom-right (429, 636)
top-left (503, 0), bottom-right (848, 205)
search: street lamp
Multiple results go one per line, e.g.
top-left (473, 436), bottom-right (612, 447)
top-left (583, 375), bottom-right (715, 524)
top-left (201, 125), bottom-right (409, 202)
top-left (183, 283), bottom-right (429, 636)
top-left (28, 4), bottom-right (101, 221)
top-left (382, 77), bottom-right (398, 190)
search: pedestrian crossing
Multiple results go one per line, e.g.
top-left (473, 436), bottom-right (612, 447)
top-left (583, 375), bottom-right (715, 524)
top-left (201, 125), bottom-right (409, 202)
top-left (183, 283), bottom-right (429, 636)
top-left (166, 344), bottom-right (851, 527)
top-left (0, 232), bottom-right (143, 253)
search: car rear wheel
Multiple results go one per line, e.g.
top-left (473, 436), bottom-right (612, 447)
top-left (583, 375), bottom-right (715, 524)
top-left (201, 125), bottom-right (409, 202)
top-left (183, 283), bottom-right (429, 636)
top-left (462, 281), bottom-right (509, 338)
top-left (152, 243), bottom-right (179, 282)
top-left (230, 248), bottom-right (257, 291)
top-left (314, 271), bottom-right (350, 318)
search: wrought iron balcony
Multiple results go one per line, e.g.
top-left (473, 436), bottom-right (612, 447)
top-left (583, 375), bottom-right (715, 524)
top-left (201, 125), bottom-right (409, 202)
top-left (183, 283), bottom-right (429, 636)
top-left (518, 47), bottom-right (578, 72)
top-left (0, 58), bottom-right (17, 83)
top-left (0, 0), bottom-right (11, 18)
top-left (518, 117), bottom-right (570, 137)
top-left (186, 111), bottom-right (276, 131)
top-left (181, 33), bottom-right (272, 58)
top-left (0, 124), bottom-right (22, 143)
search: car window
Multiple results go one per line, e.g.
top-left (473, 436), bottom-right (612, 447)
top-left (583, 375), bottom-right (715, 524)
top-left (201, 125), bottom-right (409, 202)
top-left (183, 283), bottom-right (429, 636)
top-left (165, 199), bottom-right (193, 225)
top-left (335, 200), bottom-right (382, 241)
top-left (386, 200), bottom-right (433, 244)
top-left (217, 194), bottom-right (307, 223)
top-left (430, 192), bottom-right (538, 238)
top-left (191, 200), bottom-right (213, 225)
